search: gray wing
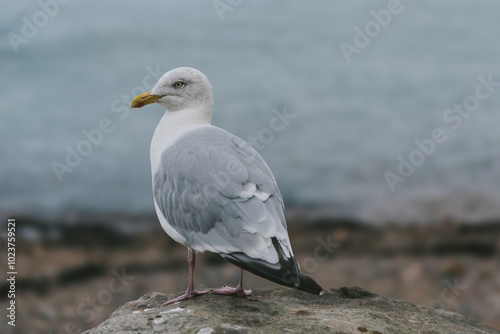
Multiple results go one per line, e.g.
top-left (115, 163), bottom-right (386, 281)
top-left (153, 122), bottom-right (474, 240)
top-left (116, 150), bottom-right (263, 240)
top-left (153, 126), bottom-right (292, 264)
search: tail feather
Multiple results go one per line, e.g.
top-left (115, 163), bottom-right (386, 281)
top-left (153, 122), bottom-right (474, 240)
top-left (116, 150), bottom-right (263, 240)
top-left (220, 238), bottom-right (324, 295)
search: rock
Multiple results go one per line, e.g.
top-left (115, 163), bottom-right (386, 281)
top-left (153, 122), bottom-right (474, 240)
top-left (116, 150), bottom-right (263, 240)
top-left (83, 287), bottom-right (499, 334)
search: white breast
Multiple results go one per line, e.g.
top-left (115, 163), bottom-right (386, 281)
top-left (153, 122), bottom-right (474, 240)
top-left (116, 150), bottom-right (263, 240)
top-left (150, 107), bottom-right (212, 245)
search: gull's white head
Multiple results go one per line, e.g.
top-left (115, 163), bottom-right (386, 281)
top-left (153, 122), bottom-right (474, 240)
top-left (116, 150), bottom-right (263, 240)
top-left (131, 67), bottom-right (213, 113)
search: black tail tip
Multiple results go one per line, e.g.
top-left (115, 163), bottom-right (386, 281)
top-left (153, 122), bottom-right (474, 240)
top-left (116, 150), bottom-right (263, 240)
top-left (298, 274), bottom-right (324, 295)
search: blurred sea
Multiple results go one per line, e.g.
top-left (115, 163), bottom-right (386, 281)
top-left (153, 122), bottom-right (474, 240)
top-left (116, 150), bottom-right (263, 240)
top-left (1, 0), bottom-right (500, 223)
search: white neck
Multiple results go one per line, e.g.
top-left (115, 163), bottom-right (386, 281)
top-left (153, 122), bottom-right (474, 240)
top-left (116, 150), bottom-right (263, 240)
top-left (150, 107), bottom-right (212, 172)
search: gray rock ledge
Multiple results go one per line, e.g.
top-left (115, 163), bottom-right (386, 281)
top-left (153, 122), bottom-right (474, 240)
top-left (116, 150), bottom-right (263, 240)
top-left (83, 287), bottom-right (499, 334)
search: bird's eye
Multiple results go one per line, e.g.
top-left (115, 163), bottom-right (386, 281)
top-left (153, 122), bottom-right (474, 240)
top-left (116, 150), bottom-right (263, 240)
top-left (173, 81), bottom-right (185, 88)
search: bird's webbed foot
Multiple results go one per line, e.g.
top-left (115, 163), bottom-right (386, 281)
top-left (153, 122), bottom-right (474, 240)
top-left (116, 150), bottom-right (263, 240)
top-left (163, 288), bottom-right (209, 306)
top-left (210, 285), bottom-right (252, 297)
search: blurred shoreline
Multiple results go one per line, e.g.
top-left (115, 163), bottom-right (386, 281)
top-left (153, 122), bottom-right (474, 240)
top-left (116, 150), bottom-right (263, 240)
top-left (1, 211), bottom-right (499, 333)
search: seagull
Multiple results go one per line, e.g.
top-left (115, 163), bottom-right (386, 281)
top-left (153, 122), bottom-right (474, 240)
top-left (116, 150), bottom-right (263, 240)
top-left (131, 67), bottom-right (323, 305)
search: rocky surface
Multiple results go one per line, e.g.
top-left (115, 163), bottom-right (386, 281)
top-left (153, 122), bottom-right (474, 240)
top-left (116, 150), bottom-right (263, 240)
top-left (83, 287), bottom-right (499, 334)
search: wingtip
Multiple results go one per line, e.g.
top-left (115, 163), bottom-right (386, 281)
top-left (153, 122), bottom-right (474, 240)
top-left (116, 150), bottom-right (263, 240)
top-left (220, 244), bottom-right (324, 295)
top-left (298, 273), bottom-right (324, 295)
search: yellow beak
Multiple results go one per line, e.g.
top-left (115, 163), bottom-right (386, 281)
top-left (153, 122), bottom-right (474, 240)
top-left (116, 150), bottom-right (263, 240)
top-left (130, 91), bottom-right (163, 108)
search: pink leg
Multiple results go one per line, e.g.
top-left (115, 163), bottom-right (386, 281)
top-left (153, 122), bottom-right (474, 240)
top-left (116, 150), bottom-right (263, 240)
top-left (210, 268), bottom-right (252, 297)
top-left (163, 248), bottom-right (209, 306)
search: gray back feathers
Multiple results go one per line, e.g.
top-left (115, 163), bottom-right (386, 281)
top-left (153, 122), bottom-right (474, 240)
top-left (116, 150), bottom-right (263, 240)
top-left (153, 126), bottom-right (290, 263)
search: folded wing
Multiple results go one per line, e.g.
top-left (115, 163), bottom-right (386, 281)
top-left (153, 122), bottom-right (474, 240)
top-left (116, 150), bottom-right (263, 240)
top-left (154, 126), bottom-right (300, 285)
